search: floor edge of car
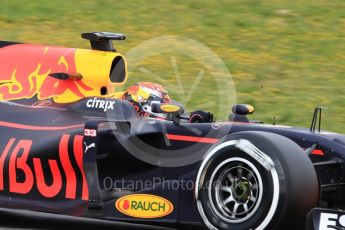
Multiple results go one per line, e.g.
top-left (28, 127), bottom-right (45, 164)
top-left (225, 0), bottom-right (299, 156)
top-left (0, 207), bottom-right (177, 230)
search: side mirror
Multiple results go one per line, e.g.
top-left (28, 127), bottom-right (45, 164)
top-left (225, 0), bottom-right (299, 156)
top-left (229, 104), bottom-right (254, 123)
top-left (151, 102), bottom-right (184, 115)
top-left (232, 104), bottom-right (254, 115)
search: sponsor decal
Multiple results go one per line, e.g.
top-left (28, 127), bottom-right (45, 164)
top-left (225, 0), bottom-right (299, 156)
top-left (145, 120), bottom-right (157, 125)
top-left (319, 212), bottom-right (345, 230)
top-left (86, 97), bottom-right (115, 112)
top-left (84, 142), bottom-right (96, 153)
top-left (0, 135), bottom-right (88, 200)
top-left (84, 128), bottom-right (97, 137)
top-left (211, 122), bottom-right (225, 129)
top-left (115, 194), bottom-right (173, 218)
top-left (160, 104), bottom-right (180, 113)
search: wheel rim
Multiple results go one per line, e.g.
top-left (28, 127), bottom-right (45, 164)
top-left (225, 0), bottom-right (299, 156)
top-left (209, 157), bottom-right (263, 223)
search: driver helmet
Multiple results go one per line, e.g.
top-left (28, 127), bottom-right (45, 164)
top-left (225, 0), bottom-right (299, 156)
top-left (122, 82), bottom-right (171, 117)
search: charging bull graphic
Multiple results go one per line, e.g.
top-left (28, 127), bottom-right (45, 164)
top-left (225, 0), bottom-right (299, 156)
top-left (0, 43), bottom-right (127, 103)
top-left (0, 44), bottom-right (94, 102)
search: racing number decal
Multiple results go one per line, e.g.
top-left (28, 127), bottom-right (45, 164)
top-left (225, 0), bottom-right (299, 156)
top-left (0, 135), bottom-right (89, 200)
top-left (84, 128), bottom-right (97, 137)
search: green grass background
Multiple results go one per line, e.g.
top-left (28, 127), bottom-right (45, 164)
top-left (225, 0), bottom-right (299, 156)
top-left (0, 0), bottom-right (344, 131)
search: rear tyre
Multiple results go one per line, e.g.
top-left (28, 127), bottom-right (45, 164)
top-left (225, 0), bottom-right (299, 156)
top-left (195, 131), bottom-right (319, 230)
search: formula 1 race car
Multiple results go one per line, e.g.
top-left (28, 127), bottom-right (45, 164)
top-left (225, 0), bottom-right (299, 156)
top-left (0, 32), bottom-right (343, 230)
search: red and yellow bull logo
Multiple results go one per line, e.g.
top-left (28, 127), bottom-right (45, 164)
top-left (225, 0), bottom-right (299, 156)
top-left (0, 43), bottom-right (127, 103)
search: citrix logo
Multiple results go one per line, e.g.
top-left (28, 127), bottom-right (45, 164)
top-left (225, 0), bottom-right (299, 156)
top-left (86, 97), bottom-right (115, 112)
top-left (319, 213), bottom-right (345, 230)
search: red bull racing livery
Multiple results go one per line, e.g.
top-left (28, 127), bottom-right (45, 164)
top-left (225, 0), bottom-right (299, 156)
top-left (0, 32), bottom-right (343, 230)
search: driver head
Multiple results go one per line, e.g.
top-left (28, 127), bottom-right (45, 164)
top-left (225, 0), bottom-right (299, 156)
top-left (122, 82), bottom-right (171, 118)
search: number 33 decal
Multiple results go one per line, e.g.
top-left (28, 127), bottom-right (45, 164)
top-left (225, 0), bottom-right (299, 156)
top-left (84, 129), bottom-right (97, 137)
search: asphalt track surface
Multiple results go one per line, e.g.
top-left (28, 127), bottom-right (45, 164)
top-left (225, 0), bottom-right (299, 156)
top-left (0, 208), bottom-right (178, 230)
